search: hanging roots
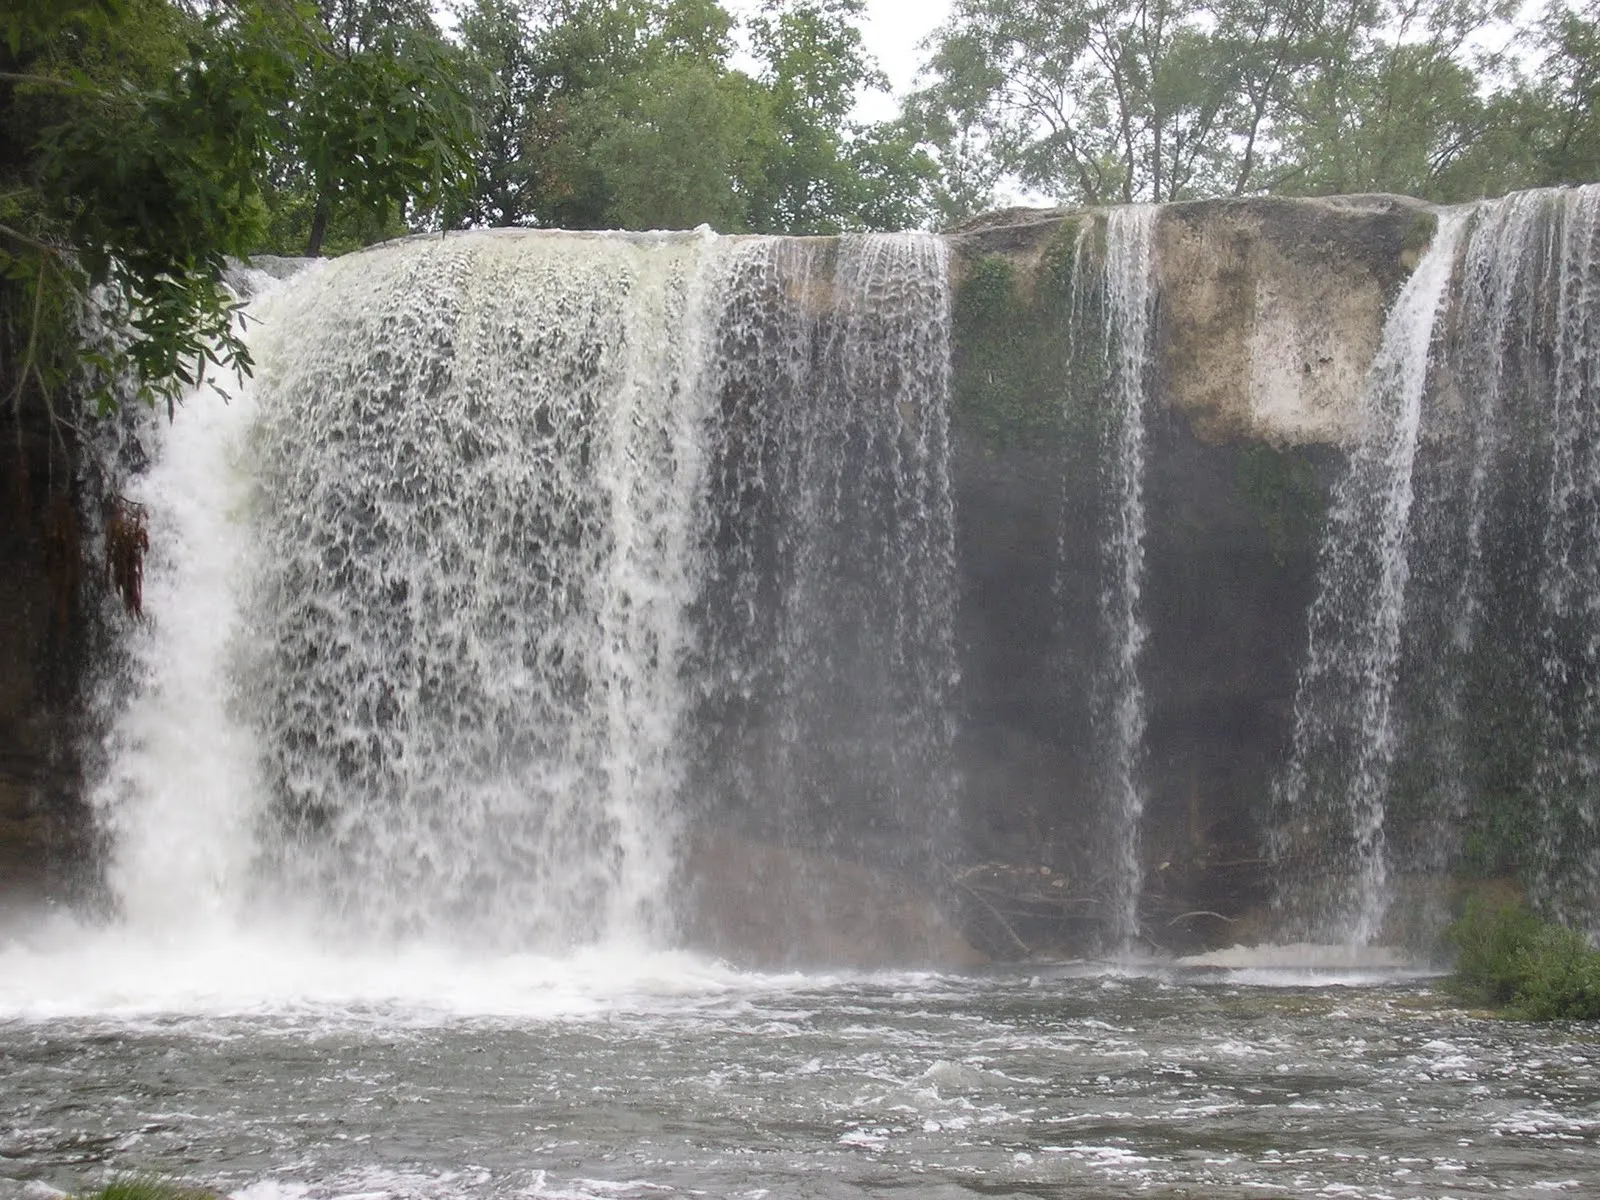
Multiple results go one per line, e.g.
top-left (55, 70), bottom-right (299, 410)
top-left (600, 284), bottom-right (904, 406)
top-left (105, 495), bottom-right (150, 618)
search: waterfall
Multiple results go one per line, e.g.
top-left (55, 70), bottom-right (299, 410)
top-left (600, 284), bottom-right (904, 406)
top-left (1525, 188), bottom-right (1600, 928)
top-left (88, 228), bottom-right (959, 957)
top-left (697, 234), bottom-right (959, 872)
top-left (1270, 186), bottom-right (1600, 942)
top-left (88, 192), bottom-right (1600, 966)
top-left (1271, 210), bottom-right (1469, 945)
top-left (1408, 186), bottom-right (1600, 930)
top-left (1085, 207), bottom-right (1159, 952)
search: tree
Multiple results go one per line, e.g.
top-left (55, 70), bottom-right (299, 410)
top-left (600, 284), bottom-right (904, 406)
top-left (1272, 0), bottom-right (1525, 201)
top-left (911, 0), bottom-right (1328, 206)
top-left (1522, 0), bottom-right (1600, 188)
top-left (1, 0), bottom-right (479, 426)
top-left (448, 0), bottom-right (548, 227)
top-left (448, 0), bottom-right (759, 230)
top-left (6, 0), bottom-right (270, 420)
top-left (909, 0), bottom-right (1535, 208)
top-left (448, 0), bottom-right (937, 233)
top-left (255, 0), bottom-right (479, 255)
top-left (582, 61), bottom-right (768, 231)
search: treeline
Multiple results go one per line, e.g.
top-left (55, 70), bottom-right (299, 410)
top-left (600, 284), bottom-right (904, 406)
top-left (4, 0), bottom-right (1600, 420)
top-left (913, 0), bottom-right (1600, 211)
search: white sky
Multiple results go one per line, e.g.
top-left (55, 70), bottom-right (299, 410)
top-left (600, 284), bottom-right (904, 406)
top-left (854, 0), bottom-right (953, 120)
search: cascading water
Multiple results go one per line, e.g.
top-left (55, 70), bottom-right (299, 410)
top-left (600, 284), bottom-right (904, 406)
top-left (1271, 185), bottom-right (1600, 944)
top-left (1524, 187), bottom-right (1600, 927)
top-left (1087, 206), bottom-right (1158, 952)
top-left (1270, 211), bottom-right (1468, 944)
top-left (1399, 185), bottom-right (1600, 931)
top-left (93, 233), bottom-right (729, 948)
top-left (85, 192), bottom-right (1600, 971)
top-left (697, 235), bottom-right (958, 874)
top-left (85, 228), bottom-right (960, 961)
top-left (1388, 191), bottom-right (1556, 910)
top-left (240, 233), bottom-right (735, 948)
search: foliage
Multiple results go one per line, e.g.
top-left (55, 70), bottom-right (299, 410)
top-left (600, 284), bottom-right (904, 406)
top-left (1447, 892), bottom-right (1545, 1007)
top-left (270, 4), bottom-right (478, 255)
top-left (1271, 0), bottom-right (1527, 202)
top-left (104, 495), bottom-right (150, 616)
top-left (3, 0), bottom-right (250, 420)
top-left (908, 0), bottom-right (1600, 209)
top-left (910, 0), bottom-right (1343, 207)
top-left (0, 0), bottom-right (479, 429)
top-left (743, 0), bottom-right (937, 233)
top-left (1524, 0), bottom-right (1600, 187)
top-left (446, 0), bottom-right (938, 234)
top-left (952, 254), bottom-right (1049, 449)
top-left (1446, 894), bottom-right (1600, 1019)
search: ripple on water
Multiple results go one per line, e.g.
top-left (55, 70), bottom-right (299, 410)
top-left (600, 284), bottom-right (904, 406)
top-left (2, 965), bottom-right (1599, 1199)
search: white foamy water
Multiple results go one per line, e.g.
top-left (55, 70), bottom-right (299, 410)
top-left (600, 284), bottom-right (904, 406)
top-left (88, 347), bottom-right (266, 933)
top-left (66, 228), bottom-right (961, 967)
top-left (0, 919), bottom-right (765, 1024)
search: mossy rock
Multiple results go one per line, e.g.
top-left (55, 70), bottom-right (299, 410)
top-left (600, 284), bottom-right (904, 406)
top-left (949, 217), bottom-right (1107, 454)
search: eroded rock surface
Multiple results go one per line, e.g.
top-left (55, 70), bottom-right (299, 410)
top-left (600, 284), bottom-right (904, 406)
top-left (681, 829), bottom-right (985, 969)
top-left (949, 194), bottom-right (1433, 447)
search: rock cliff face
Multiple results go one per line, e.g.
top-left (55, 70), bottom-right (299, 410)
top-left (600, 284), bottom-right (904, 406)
top-left (0, 408), bottom-right (99, 914)
top-left (1157, 195), bottom-right (1429, 445)
top-left (943, 195), bottom-right (1427, 951)
top-left (949, 194), bottom-right (1427, 449)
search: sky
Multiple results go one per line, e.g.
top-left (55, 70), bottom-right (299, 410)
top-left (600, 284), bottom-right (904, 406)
top-left (854, 0), bottom-right (954, 120)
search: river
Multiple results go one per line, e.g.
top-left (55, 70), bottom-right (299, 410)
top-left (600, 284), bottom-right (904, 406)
top-left (2, 942), bottom-right (1595, 1199)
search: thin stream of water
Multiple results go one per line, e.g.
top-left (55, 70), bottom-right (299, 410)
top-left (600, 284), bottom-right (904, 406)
top-left (1096, 206), bottom-right (1158, 953)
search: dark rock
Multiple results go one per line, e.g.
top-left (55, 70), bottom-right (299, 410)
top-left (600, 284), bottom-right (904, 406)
top-left (681, 829), bottom-right (986, 969)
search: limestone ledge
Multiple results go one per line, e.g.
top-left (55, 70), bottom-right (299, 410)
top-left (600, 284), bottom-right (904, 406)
top-left (946, 194), bottom-right (1434, 447)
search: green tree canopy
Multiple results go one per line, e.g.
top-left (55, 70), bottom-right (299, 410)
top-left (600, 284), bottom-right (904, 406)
top-left (907, 0), bottom-right (1585, 213)
top-left (1521, 0), bottom-right (1600, 187)
top-left (447, 0), bottom-right (938, 233)
top-left (1, 0), bottom-right (479, 424)
top-left (909, 0), bottom-right (1334, 207)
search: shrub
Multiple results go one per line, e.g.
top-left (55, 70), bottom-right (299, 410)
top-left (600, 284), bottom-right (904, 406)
top-left (78, 1178), bottom-right (219, 1200)
top-left (1446, 894), bottom-right (1600, 1020)
top-left (1511, 924), bottom-right (1600, 1021)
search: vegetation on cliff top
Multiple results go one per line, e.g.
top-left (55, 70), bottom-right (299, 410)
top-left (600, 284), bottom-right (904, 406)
top-left (913, 0), bottom-right (1600, 210)
top-left (2, 0), bottom-right (478, 424)
top-left (1, 0), bottom-right (942, 437)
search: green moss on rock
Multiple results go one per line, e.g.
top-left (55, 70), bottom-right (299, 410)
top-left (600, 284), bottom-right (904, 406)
top-left (1234, 443), bottom-right (1325, 565)
top-left (950, 217), bottom-right (1105, 453)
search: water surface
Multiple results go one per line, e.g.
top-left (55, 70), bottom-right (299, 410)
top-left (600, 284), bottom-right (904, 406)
top-left (3, 953), bottom-right (1595, 1200)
